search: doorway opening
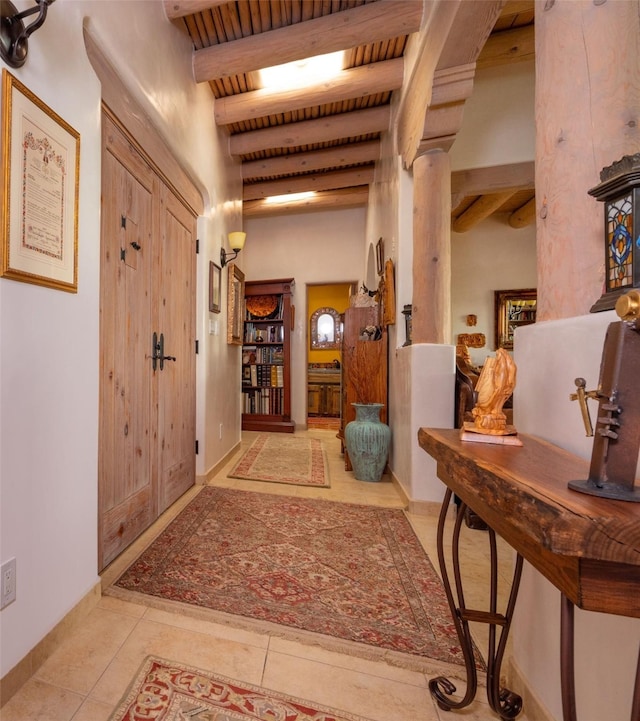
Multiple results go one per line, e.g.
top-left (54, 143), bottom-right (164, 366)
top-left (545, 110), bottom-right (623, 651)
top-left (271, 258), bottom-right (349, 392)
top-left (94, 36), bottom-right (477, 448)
top-left (306, 283), bottom-right (356, 430)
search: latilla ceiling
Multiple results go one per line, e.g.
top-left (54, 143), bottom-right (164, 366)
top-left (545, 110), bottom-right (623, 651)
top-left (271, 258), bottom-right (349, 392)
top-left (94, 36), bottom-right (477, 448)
top-left (164, 0), bottom-right (535, 230)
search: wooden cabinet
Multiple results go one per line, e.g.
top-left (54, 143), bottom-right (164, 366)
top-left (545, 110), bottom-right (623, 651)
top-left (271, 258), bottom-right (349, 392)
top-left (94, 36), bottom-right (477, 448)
top-left (308, 370), bottom-right (341, 417)
top-left (241, 278), bottom-right (295, 433)
top-left (339, 306), bottom-right (388, 469)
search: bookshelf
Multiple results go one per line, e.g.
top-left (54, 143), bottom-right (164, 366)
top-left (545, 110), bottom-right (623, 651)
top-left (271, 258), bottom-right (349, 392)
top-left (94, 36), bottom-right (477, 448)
top-left (241, 278), bottom-right (295, 433)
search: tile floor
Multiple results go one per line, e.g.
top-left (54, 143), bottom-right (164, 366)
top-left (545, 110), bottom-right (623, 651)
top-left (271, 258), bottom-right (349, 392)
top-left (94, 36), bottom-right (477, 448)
top-left (1, 429), bottom-right (530, 721)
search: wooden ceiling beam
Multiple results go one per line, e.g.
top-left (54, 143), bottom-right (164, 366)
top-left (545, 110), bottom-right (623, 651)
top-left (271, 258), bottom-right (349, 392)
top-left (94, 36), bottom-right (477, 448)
top-left (477, 25), bottom-right (535, 70)
top-left (397, 1), bottom-right (460, 170)
top-left (215, 58), bottom-right (403, 126)
top-left (451, 162), bottom-right (535, 196)
top-left (398, 1), bottom-right (505, 168)
top-left (242, 141), bottom-right (380, 181)
top-left (193, 0), bottom-right (423, 82)
top-left (229, 106), bottom-right (390, 156)
top-left (244, 187), bottom-right (369, 217)
top-left (243, 167), bottom-right (375, 201)
top-left (163, 0), bottom-right (227, 20)
top-left (452, 191), bottom-right (517, 233)
top-left (509, 196), bottom-right (537, 228)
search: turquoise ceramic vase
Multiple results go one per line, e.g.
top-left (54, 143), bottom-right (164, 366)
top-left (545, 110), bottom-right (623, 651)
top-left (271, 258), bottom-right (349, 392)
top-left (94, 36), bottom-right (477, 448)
top-left (345, 403), bottom-right (390, 482)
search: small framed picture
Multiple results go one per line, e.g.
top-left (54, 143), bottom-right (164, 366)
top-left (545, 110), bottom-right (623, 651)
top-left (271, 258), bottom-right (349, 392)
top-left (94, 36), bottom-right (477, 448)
top-left (375, 237), bottom-right (384, 277)
top-left (209, 261), bottom-right (221, 313)
top-left (227, 262), bottom-right (245, 345)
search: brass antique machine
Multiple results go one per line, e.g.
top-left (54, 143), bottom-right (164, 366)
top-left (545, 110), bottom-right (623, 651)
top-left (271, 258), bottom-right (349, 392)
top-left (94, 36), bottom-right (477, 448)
top-left (570, 290), bottom-right (640, 501)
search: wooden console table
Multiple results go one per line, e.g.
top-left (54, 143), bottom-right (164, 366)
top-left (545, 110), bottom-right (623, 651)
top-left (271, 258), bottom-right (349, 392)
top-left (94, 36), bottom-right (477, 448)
top-left (418, 427), bottom-right (640, 721)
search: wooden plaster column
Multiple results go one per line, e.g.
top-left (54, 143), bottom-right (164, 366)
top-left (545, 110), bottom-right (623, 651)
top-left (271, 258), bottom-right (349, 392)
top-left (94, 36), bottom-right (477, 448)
top-left (412, 149), bottom-right (452, 344)
top-left (536, 0), bottom-right (640, 321)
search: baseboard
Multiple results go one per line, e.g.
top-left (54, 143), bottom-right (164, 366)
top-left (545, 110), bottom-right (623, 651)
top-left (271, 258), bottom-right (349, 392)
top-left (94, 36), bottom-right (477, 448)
top-left (0, 580), bottom-right (102, 708)
top-left (197, 440), bottom-right (242, 484)
top-left (506, 656), bottom-right (556, 721)
top-left (389, 469), bottom-right (446, 517)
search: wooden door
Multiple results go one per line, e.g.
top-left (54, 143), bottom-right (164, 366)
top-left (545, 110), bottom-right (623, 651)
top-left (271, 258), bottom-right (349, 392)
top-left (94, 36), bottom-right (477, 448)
top-left (99, 114), bottom-right (196, 570)
top-left (99, 117), bottom-right (155, 569)
top-left (156, 187), bottom-right (196, 513)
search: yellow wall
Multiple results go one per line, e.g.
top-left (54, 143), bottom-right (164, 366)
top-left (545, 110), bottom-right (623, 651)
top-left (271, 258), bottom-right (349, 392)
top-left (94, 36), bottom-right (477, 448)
top-left (307, 284), bottom-right (352, 364)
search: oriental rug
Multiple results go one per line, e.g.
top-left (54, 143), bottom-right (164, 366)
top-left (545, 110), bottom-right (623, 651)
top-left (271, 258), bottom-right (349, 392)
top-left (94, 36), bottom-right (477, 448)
top-left (108, 487), bottom-right (482, 674)
top-left (228, 433), bottom-right (330, 487)
top-left (109, 656), bottom-right (373, 721)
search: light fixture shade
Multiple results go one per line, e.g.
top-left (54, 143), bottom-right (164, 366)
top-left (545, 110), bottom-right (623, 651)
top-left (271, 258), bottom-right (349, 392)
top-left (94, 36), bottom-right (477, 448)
top-left (228, 231), bottom-right (246, 252)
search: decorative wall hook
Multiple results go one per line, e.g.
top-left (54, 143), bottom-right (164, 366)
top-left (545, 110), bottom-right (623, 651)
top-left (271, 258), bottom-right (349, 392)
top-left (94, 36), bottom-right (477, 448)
top-left (0, 0), bottom-right (55, 69)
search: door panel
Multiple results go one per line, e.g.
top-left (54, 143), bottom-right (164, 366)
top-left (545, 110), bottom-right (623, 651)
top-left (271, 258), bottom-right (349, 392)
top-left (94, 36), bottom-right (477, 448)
top-left (157, 188), bottom-right (196, 513)
top-left (99, 119), bottom-right (156, 569)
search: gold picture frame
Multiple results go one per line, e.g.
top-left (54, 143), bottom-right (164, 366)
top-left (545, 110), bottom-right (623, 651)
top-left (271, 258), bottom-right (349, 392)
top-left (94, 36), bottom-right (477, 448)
top-left (227, 262), bottom-right (245, 344)
top-left (1, 70), bottom-right (80, 292)
top-left (209, 261), bottom-right (221, 313)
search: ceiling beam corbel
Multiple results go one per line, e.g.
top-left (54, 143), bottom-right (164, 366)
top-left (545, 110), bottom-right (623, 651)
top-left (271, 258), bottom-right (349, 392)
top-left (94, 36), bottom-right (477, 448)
top-left (417, 63), bottom-right (476, 154)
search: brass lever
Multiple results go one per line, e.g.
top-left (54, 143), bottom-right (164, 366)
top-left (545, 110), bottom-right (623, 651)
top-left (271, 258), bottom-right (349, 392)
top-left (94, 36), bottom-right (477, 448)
top-left (569, 377), bottom-right (599, 437)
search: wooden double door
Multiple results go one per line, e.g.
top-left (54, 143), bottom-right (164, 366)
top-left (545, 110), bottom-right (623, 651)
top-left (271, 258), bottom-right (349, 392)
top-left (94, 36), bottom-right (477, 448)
top-left (98, 112), bottom-right (197, 570)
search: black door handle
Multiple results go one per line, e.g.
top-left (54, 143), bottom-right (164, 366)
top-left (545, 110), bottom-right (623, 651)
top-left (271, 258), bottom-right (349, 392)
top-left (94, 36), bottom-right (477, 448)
top-left (152, 332), bottom-right (177, 371)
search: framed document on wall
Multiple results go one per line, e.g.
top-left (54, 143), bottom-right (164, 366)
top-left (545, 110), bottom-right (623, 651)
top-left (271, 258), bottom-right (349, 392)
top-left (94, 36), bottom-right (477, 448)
top-left (1, 70), bottom-right (80, 293)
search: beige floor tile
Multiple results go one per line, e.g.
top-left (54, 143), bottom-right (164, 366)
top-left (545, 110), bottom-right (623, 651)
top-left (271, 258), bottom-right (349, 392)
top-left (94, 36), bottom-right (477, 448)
top-left (267, 635), bottom-right (429, 687)
top-left (141, 606), bottom-right (270, 650)
top-left (34, 607), bottom-right (139, 695)
top-left (0, 678), bottom-right (84, 721)
top-left (71, 697), bottom-right (113, 721)
top-left (262, 650), bottom-right (439, 721)
top-left (97, 595), bottom-right (146, 619)
top-left (89, 618), bottom-right (267, 705)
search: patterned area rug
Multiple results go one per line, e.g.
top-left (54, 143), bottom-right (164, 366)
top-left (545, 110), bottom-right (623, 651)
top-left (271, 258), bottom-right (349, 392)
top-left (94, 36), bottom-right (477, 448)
top-left (109, 488), bottom-right (482, 674)
top-left (228, 433), bottom-right (330, 487)
top-left (110, 656), bottom-right (373, 721)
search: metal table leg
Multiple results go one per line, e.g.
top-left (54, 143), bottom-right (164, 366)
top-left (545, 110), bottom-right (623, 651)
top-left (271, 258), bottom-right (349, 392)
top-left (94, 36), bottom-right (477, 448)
top-left (561, 594), bottom-right (640, 721)
top-left (429, 488), bottom-right (524, 720)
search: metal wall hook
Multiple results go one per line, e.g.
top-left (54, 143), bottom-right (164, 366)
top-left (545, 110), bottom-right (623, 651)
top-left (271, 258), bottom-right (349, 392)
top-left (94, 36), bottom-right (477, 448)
top-left (0, 0), bottom-right (55, 68)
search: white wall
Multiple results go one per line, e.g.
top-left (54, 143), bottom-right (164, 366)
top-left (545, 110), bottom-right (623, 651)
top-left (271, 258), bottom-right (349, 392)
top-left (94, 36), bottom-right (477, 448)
top-left (450, 60), bottom-right (535, 171)
top-left (514, 315), bottom-right (640, 721)
top-left (243, 208), bottom-right (366, 427)
top-left (451, 216), bottom-right (537, 366)
top-left (0, 0), bottom-right (240, 677)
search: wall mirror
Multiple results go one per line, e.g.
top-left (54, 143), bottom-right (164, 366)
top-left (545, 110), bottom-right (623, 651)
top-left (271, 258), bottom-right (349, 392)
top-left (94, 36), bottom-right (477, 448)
top-left (310, 307), bottom-right (342, 350)
top-left (494, 288), bottom-right (537, 351)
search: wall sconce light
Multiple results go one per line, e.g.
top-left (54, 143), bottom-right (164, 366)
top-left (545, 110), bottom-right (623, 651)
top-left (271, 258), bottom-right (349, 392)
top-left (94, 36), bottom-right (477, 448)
top-left (220, 231), bottom-right (246, 268)
top-left (0, 0), bottom-right (55, 69)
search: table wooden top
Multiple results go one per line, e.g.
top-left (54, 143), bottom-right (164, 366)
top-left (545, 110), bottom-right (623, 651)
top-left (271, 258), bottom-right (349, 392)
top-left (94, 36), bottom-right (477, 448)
top-left (419, 428), bottom-right (640, 616)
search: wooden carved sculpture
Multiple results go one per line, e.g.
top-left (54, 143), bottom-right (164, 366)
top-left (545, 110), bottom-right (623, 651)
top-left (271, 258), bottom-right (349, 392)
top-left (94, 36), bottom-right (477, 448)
top-left (467, 348), bottom-right (517, 435)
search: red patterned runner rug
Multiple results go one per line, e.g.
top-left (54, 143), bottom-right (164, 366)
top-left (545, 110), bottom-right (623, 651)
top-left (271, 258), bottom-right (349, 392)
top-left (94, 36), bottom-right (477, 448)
top-left (109, 656), bottom-right (374, 721)
top-left (228, 434), bottom-right (330, 487)
top-left (108, 488), bottom-right (483, 675)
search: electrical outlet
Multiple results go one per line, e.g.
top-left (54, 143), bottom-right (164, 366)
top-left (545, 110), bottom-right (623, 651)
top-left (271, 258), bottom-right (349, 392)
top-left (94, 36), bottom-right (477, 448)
top-left (1, 558), bottom-right (16, 609)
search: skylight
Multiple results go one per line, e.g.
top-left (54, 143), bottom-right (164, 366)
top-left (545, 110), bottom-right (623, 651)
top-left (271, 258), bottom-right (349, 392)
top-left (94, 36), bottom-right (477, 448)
top-left (259, 51), bottom-right (345, 91)
top-left (265, 192), bottom-right (316, 204)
